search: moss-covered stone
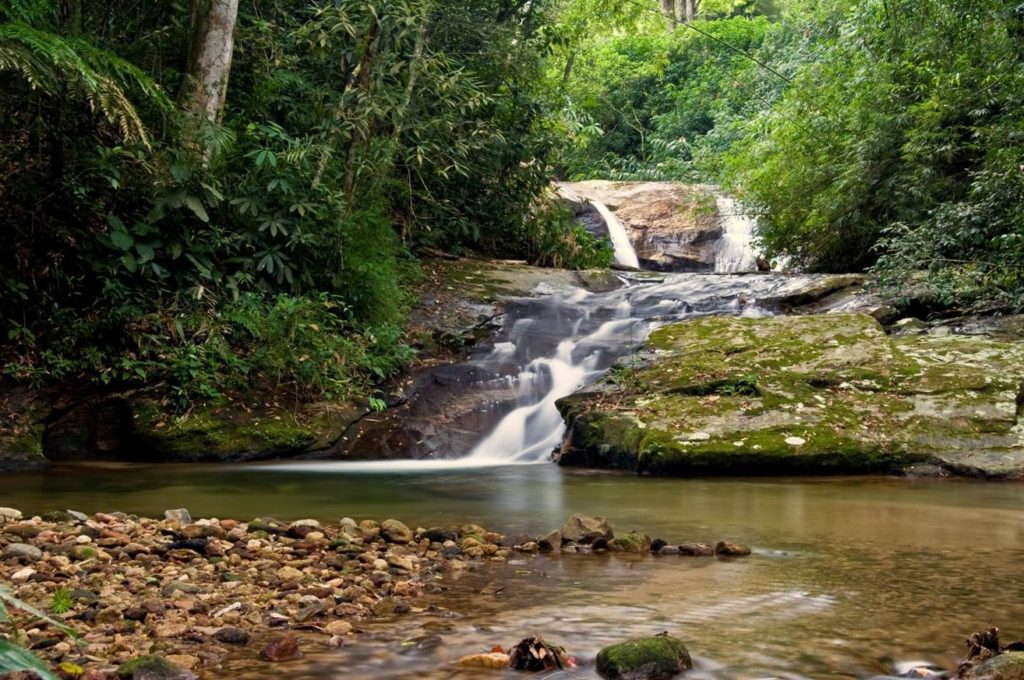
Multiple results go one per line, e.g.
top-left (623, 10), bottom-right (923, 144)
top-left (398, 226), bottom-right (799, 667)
top-left (116, 654), bottom-right (195, 680)
top-left (964, 652), bottom-right (1024, 680)
top-left (557, 314), bottom-right (1024, 478)
top-left (596, 635), bottom-right (692, 679)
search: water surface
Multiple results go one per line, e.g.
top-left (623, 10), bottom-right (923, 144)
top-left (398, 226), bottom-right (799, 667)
top-left (1, 464), bottom-right (1021, 678)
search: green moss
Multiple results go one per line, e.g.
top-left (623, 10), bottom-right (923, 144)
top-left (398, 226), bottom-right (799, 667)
top-left (559, 313), bottom-right (1024, 478)
top-left (133, 398), bottom-right (359, 461)
top-left (596, 635), bottom-right (692, 680)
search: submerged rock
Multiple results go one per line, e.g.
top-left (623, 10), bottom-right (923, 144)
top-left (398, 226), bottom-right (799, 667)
top-left (116, 655), bottom-right (197, 680)
top-left (596, 634), bottom-right (692, 679)
top-left (557, 313), bottom-right (1024, 479)
top-left (260, 633), bottom-right (303, 662)
top-left (714, 541), bottom-right (751, 557)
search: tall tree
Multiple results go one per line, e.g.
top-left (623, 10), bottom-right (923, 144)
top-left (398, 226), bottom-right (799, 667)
top-left (182, 0), bottom-right (239, 123)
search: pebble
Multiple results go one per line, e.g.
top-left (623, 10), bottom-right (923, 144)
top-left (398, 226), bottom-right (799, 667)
top-left (4, 542), bottom-right (43, 561)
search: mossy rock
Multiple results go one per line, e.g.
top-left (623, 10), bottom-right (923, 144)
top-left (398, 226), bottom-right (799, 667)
top-left (609, 532), bottom-right (652, 553)
top-left (965, 652), bottom-right (1024, 680)
top-left (116, 654), bottom-right (195, 680)
top-left (557, 314), bottom-right (1024, 478)
top-left (596, 635), bottom-right (692, 679)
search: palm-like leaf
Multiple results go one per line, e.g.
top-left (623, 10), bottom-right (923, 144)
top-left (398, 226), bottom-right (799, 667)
top-left (0, 21), bottom-right (170, 145)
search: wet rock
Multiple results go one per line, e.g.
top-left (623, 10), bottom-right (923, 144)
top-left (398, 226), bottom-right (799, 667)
top-left (678, 543), bottom-right (714, 556)
top-left (260, 633), bottom-right (303, 662)
top-left (180, 524), bottom-right (226, 540)
top-left (714, 541), bottom-right (751, 557)
top-left (213, 627), bottom-right (250, 645)
top-left (421, 527), bottom-right (457, 543)
top-left (459, 652), bottom-right (511, 669)
top-left (248, 517), bottom-right (287, 535)
top-left (40, 510), bottom-right (77, 523)
top-left (964, 652), bottom-right (1024, 680)
top-left (116, 654), bottom-right (197, 680)
top-left (0, 507), bottom-right (22, 524)
top-left (658, 545), bottom-right (680, 556)
top-left (557, 313), bottom-right (1024, 479)
top-left (324, 620), bottom-right (353, 636)
top-left (650, 539), bottom-right (668, 553)
top-left (596, 634), bottom-right (692, 679)
top-left (560, 514), bottom-right (614, 544)
top-left (609, 532), bottom-right (651, 553)
top-left (287, 519), bottom-right (321, 539)
top-left (4, 543), bottom-right (42, 561)
top-left (381, 519), bottom-right (413, 544)
top-left (163, 509), bottom-right (192, 525)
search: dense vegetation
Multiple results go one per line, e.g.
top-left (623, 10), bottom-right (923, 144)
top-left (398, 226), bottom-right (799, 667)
top-left (0, 0), bottom-right (608, 407)
top-left (558, 0), bottom-right (1024, 310)
top-left (2, 0), bottom-right (1020, 414)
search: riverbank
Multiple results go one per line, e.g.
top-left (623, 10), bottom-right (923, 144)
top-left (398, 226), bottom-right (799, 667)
top-left (0, 507), bottom-right (747, 679)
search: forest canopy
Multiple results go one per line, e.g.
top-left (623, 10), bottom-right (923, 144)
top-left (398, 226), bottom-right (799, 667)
top-left (2, 0), bottom-right (1021, 408)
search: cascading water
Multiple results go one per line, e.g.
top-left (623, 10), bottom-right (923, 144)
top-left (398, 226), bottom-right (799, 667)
top-left (714, 196), bottom-right (758, 273)
top-left (451, 272), bottom-right (819, 464)
top-left (591, 200), bottom-right (639, 269)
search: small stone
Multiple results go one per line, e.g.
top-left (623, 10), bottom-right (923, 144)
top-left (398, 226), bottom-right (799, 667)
top-left (459, 652), bottom-right (511, 669)
top-left (154, 623), bottom-right (189, 639)
top-left (380, 519), bottom-right (413, 544)
top-left (181, 523), bottom-right (226, 540)
top-left (658, 545), bottom-right (680, 556)
top-left (678, 542), bottom-right (714, 556)
top-left (260, 633), bottom-right (302, 662)
top-left (785, 436), bottom-right (806, 447)
top-left (213, 627), bottom-right (250, 645)
top-left (165, 655), bottom-right (201, 671)
top-left (11, 566), bottom-right (35, 582)
top-left (0, 507), bottom-right (23, 524)
top-left (116, 654), bottom-right (197, 680)
top-left (650, 538), bottom-right (668, 553)
top-left (164, 509), bottom-right (192, 525)
top-left (287, 519), bottom-right (322, 539)
top-left (4, 542), bottom-right (43, 561)
top-left (687, 432), bottom-right (711, 441)
top-left (276, 566), bottom-right (305, 583)
top-left (324, 620), bottom-right (353, 636)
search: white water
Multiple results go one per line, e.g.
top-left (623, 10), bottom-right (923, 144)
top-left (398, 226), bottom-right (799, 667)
top-left (591, 200), bottom-right (639, 268)
top-left (714, 197), bottom-right (758, 273)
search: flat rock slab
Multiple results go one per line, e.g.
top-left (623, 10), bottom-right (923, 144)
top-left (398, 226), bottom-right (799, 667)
top-left (556, 313), bottom-right (1024, 478)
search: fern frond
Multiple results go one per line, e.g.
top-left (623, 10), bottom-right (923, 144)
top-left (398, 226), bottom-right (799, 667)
top-left (0, 22), bottom-right (171, 145)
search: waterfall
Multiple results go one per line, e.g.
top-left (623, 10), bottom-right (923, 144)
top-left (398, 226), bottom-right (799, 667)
top-left (591, 200), bottom-right (639, 269)
top-left (714, 197), bottom-right (758, 273)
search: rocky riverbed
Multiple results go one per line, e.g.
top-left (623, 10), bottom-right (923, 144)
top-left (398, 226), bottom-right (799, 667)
top-left (0, 508), bottom-right (750, 679)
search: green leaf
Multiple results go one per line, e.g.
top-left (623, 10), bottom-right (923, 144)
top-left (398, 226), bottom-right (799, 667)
top-left (110, 230), bottom-right (134, 251)
top-left (135, 243), bottom-right (155, 262)
top-left (0, 640), bottom-right (60, 680)
top-left (183, 196), bottom-right (209, 223)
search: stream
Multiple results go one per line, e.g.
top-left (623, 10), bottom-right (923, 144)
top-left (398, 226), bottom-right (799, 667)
top-left (0, 466), bottom-right (1022, 678)
top-left (4, 200), bottom-right (1022, 678)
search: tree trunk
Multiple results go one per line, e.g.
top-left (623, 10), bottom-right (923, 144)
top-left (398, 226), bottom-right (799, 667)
top-left (182, 0), bottom-right (240, 124)
top-left (660, 0), bottom-right (676, 30)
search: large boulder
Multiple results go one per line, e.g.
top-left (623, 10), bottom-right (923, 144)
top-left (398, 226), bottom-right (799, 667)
top-left (556, 314), bottom-right (1024, 478)
top-left (560, 514), bottom-right (614, 544)
top-left (596, 634), bottom-right (692, 679)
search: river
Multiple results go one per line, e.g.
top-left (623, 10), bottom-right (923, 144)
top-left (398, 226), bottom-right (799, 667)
top-left (1, 464), bottom-right (1022, 678)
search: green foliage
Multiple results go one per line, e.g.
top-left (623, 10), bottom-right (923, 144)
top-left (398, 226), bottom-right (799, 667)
top-left (724, 0), bottom-right (1024, 309)
top-left (0, 0), bottom-right (573, 411)
top-left (1, 584), bottom-right (75, 680)
top-left (559, 17), bottom-right (776, 180)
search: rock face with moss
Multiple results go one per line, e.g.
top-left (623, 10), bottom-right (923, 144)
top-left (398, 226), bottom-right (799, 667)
top-left (596, 634), bottom-right (692, 679)
top-left (556, 313), bottom-right (1024, 478)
